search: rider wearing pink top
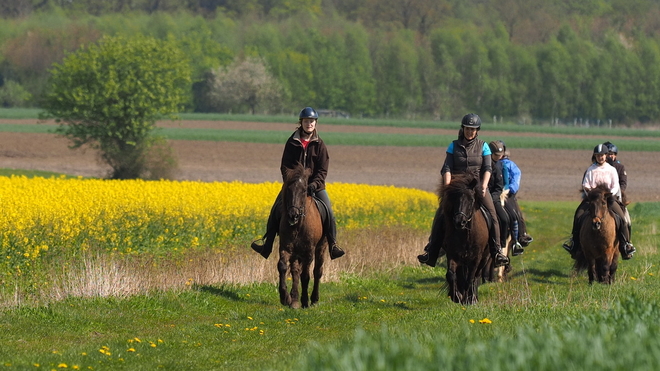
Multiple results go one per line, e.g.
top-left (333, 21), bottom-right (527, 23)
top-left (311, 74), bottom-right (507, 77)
top-left (582, 161), bottom-right (620, 199)
top-left (563, 143), bottom-right (635, 260)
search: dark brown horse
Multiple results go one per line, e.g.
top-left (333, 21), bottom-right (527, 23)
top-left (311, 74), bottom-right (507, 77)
top-left (441, 174), bottom-right (491, 304)
top-left (575, 184), bottom-right (619, 284)
top-left (277, 163), bottom-right (326, 308)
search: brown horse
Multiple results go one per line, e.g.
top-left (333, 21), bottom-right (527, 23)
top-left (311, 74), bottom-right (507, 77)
top-left (441, 174), bottom-right (491, 304)
top-left (575, 184), bottom-right (619, 284)
top-left (277, 163), bottom-right (326, 308)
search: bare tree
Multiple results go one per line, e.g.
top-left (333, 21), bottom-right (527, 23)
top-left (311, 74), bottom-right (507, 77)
top-left (209, 57), bottom-right (284, 114)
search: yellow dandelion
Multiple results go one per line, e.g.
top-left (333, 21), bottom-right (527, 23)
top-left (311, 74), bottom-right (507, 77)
top-left (630, 276), bottom-right (637, 280)
top-left (247, 316), bottom-right (253, 320)
top-left (469, 319), bottom-right (475, 324)
top-left (58, 363), bottom-right (68, 368)
top-left (479, 318), bottom-right (492, 324)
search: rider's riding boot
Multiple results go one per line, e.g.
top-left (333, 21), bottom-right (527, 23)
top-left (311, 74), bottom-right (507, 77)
top-left (417, 242), bottom-right (445, 267)
top-left (251, 233), bottom-right (275, 259)
top-left (620, 241), bottom-right (636, 260)
top-left (562, 237), bottom-right (574, 254)
top-left (519, 234), bottom-right (533, 247)
top-left (328, 241), bottom-right (345, 260)
top-left (491, 240), bottom-right (509, 268)
top-left (251, 204), bottom-right (280, 259)
top-left (325, 218), bottom-right (345, 260)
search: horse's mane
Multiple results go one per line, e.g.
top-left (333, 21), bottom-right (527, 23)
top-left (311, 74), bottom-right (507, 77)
top-left (584, 183), bottom-right (615, 205)
top-left (440, 173), bottom-right (483, 209)
top-left (283, 163), bottom-right (309, 185)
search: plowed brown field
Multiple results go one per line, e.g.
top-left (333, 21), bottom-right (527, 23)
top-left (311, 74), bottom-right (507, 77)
top-left (1, 120), bottom-right (658, 202)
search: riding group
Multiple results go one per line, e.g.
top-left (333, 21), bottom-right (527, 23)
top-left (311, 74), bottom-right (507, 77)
top-left (249, 107), bottom-right (636, 307)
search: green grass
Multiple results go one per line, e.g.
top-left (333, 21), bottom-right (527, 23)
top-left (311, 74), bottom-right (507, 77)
top-left (154, 127), bottom-right (660, 151)
top-left (3, 108), bottom-right (660, 139)
top-left (0, 200), bottom-right (658, 370)
top-left (0, 168), bottom-right (77, 178)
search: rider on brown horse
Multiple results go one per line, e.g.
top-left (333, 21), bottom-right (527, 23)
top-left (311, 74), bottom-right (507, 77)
top-left (251, 107), bottom-right (345, 260)
top-left (563, 143), bottom-right (636, 260)
top-left (417, 113), bottom-right (509, 268)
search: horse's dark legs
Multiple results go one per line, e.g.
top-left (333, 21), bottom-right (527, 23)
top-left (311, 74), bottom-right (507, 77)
top-left (446, 260), bottom-right (460, 303)
top-left (289, 259), bottom-right (302, 309)
top-left (278, 252), bottom-right (292, 306)
top-left (311, 244), bottom-right (324, 305)
top-left (587, 261), bottom-right (596, 284)
top-left (300, 262), bottom-right (310, 308)
top-left (609, 256), bottom-right (618, 284)
top-left (595, 257), bottom-right (615, 284)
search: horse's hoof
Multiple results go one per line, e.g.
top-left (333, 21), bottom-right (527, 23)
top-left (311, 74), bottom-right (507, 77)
top-left (290, 302), bottom-right (301, 309)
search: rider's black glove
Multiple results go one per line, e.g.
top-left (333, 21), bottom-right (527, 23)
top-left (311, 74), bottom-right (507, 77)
top-left (307, 184), bottom-right (316, 196)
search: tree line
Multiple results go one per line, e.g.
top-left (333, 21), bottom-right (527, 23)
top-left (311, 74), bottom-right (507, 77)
top-left (3, 1), bottom-right (660, 124)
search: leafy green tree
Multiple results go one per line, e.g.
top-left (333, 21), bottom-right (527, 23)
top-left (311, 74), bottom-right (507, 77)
top-left (41, 35), bottom-right (192, 179)
top-left (429, 28), bottom-right (465, 119)
top-left (209, 56), bottom-right (284, 114)
top-left (372, 29), bottom-right (421, 117)
top-left (636, 38), bottom-right (660, 122)
top-left (534, 39), bottom-right (571, 120)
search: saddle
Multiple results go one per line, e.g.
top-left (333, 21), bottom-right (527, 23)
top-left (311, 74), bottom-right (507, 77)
top-left (312, 195), bottom-right (330, 231)
top-left (479, 205), bottom-right (494, 231)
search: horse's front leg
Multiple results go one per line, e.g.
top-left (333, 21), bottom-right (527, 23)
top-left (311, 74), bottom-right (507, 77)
top-left (289, 258), bottom-right (302, 309)
top-left (466, 273), bottom-right (480, 305)
top-left (446, 259), bottom-right (460, 303)
top-left (278, 250), bottom-right (292, 307)
top-left (300, 260), bottom-right (311, 308)
top-left (596, 257), bottom-right (613, 284)
top-left (311, 242), bottom-right (325, 306)
top-left (587, 260), bottom-right (596, 284)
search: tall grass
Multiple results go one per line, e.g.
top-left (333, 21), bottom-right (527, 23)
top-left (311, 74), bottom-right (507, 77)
top-left (0, 199), bottom-right (657, 370)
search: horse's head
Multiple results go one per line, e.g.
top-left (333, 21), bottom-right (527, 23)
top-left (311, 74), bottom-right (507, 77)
top-left (283, 163), bottom-right (311, 226)
top-left (443, 174), bottom-right (478, 230)
top-left (586, 184), bottom-right (613, 231)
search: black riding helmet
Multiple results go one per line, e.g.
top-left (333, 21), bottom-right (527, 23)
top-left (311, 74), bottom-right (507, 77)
top-left (593, 143), bottom-right (609, 155)
top-left (603, 141), bottom-right (618, 154)
top-left (299, 107), bottom-right (318, 120)
top-left (461, 113), bottom-right (481, 129)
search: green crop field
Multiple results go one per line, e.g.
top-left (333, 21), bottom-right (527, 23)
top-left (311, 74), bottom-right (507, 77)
top-left (0, 110), bottom-right (658, 370)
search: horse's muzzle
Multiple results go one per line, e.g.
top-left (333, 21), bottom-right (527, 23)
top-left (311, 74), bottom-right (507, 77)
top-left (592, 217), bottom-right (602, 230)
top-left (454, 213), bottom-right (470, 230)
top-left (288, 206), bottom-right (305, 226)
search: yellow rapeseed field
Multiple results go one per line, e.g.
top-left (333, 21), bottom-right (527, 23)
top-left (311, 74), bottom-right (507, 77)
top-left (0, 176), bottom-right (436, 278)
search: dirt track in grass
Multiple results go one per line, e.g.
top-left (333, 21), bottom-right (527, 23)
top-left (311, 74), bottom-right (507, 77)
top-left (0, 120), bottom-right (658, 202)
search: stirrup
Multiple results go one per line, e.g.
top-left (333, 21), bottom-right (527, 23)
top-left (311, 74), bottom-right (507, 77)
top-left (329, 244), bottom-right (345, 260)
top-left (562, 239), bottom-right (573, 254)
top-left (519, 234), bottom-right (533, 247)
top-left (622, 242), bottom-right (636, 260)
top-left (493, 253), bottom-right (509, 268)
top-left (250, 238), bottom-right (265, 253)
top-left (512, 242), bottom-right (524, 256)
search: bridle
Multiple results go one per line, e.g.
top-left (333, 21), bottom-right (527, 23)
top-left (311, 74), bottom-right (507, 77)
top-left (288, 205), bottom-right (306, 226)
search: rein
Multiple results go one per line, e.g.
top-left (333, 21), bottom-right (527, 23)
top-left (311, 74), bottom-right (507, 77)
top-left (288, 205), bottom-right (306, 226)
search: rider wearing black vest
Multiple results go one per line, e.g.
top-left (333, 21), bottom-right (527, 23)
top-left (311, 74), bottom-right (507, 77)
top-left (418, 114), bottom-right (509, 268)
